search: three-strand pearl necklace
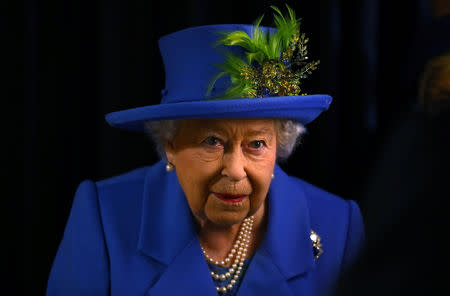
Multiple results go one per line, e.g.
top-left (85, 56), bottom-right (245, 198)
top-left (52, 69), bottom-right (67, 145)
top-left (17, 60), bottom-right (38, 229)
top-left (201, 216), bottom-right (254, 294)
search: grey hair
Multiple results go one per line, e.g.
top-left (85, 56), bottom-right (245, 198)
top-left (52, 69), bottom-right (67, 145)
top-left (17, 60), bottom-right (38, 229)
top-left (145, 120), bottom-right (181, 160)
top-left (144, 119), bottom-right (306, 161)
top-left (274, 119), bottom-right (306, 160)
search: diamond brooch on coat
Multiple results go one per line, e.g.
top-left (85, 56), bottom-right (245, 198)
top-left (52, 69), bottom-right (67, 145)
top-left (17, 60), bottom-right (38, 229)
top-left (310, 230), bottom-right (323, 260)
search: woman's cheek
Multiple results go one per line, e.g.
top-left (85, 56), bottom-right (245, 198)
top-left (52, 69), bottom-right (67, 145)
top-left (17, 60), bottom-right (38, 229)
top-left (195, 148), bottom-right (223, 163)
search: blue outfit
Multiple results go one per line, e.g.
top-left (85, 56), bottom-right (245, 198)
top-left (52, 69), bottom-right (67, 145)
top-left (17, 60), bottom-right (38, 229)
top-left (46, 161), bottom-right (364, 296)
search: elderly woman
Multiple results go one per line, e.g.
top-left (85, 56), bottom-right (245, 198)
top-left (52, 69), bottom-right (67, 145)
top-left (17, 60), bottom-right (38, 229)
top-left (46, 7), bottom-right (364, 296)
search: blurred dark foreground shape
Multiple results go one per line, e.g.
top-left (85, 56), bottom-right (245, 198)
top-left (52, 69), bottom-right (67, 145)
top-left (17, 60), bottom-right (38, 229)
top-left (334, 3), bottom-right (450, 295)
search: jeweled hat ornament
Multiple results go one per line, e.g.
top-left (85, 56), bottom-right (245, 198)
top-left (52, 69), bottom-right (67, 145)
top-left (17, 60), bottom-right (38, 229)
top-left (105, 5), bottom-right (332, 132)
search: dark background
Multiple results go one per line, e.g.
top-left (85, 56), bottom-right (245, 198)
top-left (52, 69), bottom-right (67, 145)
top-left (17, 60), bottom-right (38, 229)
top-left (23, 0), bottom-right (441, 294)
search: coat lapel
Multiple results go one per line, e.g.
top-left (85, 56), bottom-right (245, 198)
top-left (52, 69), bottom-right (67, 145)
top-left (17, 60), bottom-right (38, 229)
top-left (138, 161), bottom-right (217, 295)
top-left (237, 250), bottom-right (294, 296)
top-left (138, 161), bottom-right (316, 296)
top-left (146, 238), bottom-right (218, 296)
top-left (238, 165), bottom-right (316, 295)
top-left (262, 164), bottom-right (316, 277)
top-left (137, 160), bottom-right (196, 265)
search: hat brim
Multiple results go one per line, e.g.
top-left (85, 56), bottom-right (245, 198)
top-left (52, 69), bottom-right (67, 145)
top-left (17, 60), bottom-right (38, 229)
top-left (105, 94), bottom-right (332, 132)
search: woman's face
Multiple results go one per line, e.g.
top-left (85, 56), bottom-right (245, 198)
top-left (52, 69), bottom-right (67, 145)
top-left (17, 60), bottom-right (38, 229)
top-left (165, 118), bottom-right (277, 227)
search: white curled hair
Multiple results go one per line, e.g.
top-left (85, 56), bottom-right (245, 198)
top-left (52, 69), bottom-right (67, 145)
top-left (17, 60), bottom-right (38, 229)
top-left (144, 119), bottom-right (306, 161)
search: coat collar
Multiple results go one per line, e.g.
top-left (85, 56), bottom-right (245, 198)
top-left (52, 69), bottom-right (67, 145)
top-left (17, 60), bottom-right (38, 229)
top-left (258, 164), bottom-right (316, 278)
top-left (138, 161), bottom-right (197, 265)
top-left (138, 161), bottom-right (316, 295)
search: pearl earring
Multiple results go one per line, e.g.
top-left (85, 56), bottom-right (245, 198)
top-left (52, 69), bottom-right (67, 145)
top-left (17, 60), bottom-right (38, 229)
top-left (271, 173), bottom-right (275, 179)
top-left (166, 162), bottom-right (174, 172)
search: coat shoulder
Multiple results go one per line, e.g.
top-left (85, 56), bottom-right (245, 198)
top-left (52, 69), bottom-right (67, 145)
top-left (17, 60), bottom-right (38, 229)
top-left (293, 176), bottom-right (363, 234)
top-left (291, 177), bottom-right (352, 214)
top-left (291, 176), bottom-right (365, 269)
top-left (91, 164), bottom-right (159, 251)
top-left (96, 165), bottom-right (150, 188)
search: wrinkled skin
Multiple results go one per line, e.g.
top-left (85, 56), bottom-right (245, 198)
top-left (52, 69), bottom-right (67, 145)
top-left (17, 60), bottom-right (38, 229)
top-left (165, 118), bottom-right (277, 261)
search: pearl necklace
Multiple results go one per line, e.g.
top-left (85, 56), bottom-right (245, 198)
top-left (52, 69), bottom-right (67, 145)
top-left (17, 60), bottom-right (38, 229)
top-left (201, 216), bottom-right (254, 294)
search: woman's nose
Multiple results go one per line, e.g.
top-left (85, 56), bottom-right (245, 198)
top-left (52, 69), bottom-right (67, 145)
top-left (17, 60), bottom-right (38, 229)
top-left (221, 146), bottom-right (247, 181)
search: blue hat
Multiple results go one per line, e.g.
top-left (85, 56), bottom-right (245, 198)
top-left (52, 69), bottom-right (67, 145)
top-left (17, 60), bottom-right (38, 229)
top-left (105, 24), bottom-right (333, 132)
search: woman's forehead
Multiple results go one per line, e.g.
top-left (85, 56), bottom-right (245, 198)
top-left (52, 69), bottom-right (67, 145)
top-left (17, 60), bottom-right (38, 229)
top-left (179, 118), bottom-right (276, 135)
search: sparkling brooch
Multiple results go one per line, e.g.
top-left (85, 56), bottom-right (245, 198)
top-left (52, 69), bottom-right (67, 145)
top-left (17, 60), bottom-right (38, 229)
top-left (310, 230), bottom-right (323, 260)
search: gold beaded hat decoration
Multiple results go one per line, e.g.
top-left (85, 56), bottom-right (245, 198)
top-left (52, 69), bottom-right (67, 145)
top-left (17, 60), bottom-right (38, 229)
top-left (105, 5), bottom-right (332, 132)
top-left (207, 5), bottom-right (320, 99)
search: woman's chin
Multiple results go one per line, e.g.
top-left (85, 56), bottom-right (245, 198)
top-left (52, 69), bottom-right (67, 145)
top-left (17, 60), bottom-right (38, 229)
top-left (205, 210), bottom-right (249, 227)
top-left (203, 195), bottom-right (251, 225)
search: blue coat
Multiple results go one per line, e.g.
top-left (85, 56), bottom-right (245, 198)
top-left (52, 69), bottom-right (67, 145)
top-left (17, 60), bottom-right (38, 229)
top-left (46, 161), bottom-right (364, 296)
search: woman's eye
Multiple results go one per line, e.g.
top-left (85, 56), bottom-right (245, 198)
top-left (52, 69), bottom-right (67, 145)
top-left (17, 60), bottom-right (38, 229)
top-left (204, 136), bottom-right (221, 146)
top-left (249, 140), bottom-right (264, 149)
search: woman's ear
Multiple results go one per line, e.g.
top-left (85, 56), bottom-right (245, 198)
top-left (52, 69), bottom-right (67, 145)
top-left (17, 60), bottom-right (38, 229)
top-left (164, 140), bottom-right (175, 165)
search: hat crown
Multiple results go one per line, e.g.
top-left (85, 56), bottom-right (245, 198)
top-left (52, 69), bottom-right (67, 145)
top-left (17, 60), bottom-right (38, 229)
top-left (105, 23), bottom-right (332, 132)
top-left (158, 24), bottom-right (275, 103)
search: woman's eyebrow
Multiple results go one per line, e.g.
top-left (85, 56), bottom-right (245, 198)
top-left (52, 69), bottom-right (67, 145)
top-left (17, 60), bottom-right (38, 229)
top-left (245, 128), bottom-right (274, 139)
top-left (196, 126), bottom-right (274, 139)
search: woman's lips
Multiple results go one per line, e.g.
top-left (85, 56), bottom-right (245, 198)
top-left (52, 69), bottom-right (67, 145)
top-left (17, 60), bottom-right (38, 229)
top-left (214, 193), bottom-right (247, 203)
